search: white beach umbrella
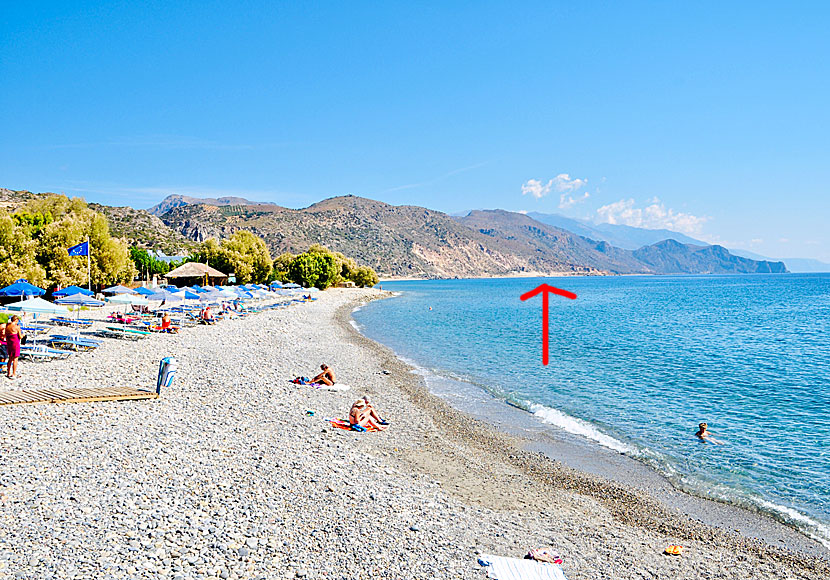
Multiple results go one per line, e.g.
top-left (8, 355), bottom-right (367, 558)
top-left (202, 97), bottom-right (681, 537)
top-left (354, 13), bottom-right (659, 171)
top-left (7, 297), bottom-right (69, 315)
top-left (107, 294), bottom-right (150, 306)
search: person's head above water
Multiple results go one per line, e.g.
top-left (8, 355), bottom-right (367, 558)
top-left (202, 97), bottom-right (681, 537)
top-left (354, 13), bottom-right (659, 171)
top-left (699, 422), bottom-right (707, 430)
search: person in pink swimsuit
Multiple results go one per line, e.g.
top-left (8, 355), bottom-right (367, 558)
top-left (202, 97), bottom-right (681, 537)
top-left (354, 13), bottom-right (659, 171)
top-left (5, 315), bottom-right (22, 379)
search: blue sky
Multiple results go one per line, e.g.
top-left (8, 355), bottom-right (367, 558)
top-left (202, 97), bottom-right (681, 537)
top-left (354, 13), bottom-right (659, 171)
top-left (1, 2), bottom-right (828, 261)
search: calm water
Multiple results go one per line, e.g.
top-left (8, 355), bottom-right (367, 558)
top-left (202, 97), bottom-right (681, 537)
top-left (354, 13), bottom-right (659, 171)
top-left (353, 274), bottom-right (830, 547)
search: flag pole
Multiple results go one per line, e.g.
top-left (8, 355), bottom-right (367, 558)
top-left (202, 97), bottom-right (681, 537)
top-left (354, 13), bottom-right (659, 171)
top-left (87, 236), bottom-right (91, 291)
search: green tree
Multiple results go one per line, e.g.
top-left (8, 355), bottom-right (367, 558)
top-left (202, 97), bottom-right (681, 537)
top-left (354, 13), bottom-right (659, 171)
top-left (287, 252), bottom-right (338, 289)
top-left (271, 252), bottom-right (295, 282)
top-left (350, 265), bottom-right (379, 288)
top-left (191, 232), bottom-right (273, 284)
top-left (221, 230), bottom-right (273, 284)
top-left (0, 213), bottom-right (47, 287)
top-left (130, 247), bottom-right (170, 281)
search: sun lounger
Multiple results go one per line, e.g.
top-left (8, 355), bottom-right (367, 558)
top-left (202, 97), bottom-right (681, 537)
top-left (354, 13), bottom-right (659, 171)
top-left (478, 555), bottom-right (566, 580)
top-left (20, 324), bottom-right (51, 335)
top-left (48, 335), bottom-right (102, 351)
top-left (20, 344), bottom-right (73, 361)
top-left (50, 317), bottom-right (93, 328)
top-left (97, 326), bottom-right (151, 340)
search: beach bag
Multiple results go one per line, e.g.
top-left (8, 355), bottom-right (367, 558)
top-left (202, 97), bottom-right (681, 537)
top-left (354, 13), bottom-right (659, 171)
top-left (20, 334), bottom-right (27, 345)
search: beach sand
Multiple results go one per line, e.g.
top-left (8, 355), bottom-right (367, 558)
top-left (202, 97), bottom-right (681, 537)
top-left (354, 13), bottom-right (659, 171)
top-left (0, 288), bottom-right (826, 579)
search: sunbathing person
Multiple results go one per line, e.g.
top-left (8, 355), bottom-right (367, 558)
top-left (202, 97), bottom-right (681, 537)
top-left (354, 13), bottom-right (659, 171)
top-left (348, 398), bottom-right (388, 431)
top-left (312, 364), bottom-right (336, 386)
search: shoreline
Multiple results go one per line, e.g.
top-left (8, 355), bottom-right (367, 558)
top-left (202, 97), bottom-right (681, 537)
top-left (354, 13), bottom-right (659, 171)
top-left (0, 288), bottom-right (826, 578)
top-left (342, 291), bottom-right (830, 567)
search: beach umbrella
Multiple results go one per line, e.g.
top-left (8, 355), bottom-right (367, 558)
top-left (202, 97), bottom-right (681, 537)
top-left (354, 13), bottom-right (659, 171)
top-left (147, 290), bottom-right (184, 303)
top-left (7, 297), bottom-right (69, 315)
top-left (133, 286), bottom-right (156, 296)
top-left (102, 285), bottom-right (136, 295)
top-left (283, 283), bottom-right (301, 289)
top-left (55, 293), bottom-right (105, 307)
top-left (0, 279), bottom-right (46, 297)
top-left (179, 290), bottom-right (201, 300)
top-left (53, 285), bottom-right (94, 297)
top-left (107, 294), bottom-right (150, 306)
top-left (270, 281), bottom-right (283, 289)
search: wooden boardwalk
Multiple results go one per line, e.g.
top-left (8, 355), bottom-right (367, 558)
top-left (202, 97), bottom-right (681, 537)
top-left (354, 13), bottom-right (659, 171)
top-left (0, 386), bottom-right (158, 407)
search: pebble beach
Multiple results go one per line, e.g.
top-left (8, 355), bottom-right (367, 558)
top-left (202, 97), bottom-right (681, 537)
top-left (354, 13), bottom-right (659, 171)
top-left (0, 288), bottom-right (827, 580)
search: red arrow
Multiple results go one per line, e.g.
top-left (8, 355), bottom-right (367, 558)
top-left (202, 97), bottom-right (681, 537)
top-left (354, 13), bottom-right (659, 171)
top-left (520, 284), bottom-right (577, 365)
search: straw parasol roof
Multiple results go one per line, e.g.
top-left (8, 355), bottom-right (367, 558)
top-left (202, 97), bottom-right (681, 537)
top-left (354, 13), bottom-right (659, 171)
top-left (166, 262), bottom-right (227, 279)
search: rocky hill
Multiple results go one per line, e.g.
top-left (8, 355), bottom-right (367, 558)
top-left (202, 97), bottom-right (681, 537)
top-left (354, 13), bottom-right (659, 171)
top-left (0, 188), bottom-right (37, 210)
top-left (148, 194), bottom-right (279, 217)
top-left (88, 203), bottom-right (194, 255)
top-left (159, 196), bottom-right (575, 278)
top-left (1, 188), bottom-right (788, 278)
top-left (157, 194), bottom-right (788, 277)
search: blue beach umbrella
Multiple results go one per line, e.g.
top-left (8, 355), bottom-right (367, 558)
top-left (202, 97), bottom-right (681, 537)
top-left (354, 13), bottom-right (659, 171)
top-left (53, 285), bottom-right (94, 297)
top-left (134, 286), bottom-right (156, 296)
top-left (0, 279), bottom-right (46, 297)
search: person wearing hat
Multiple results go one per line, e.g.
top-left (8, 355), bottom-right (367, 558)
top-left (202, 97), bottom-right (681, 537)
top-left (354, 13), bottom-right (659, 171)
top-left (348, 396), bottom-right (388, 431)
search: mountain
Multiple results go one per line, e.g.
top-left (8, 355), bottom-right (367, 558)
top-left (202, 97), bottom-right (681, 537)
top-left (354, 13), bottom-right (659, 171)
top-left (89, 203), bottom-right (194, 255)
top-left (1, 189), bottom-right (790, 278)
top-left (156, 195), bottom-right (787, 277)
top-left (147, 194), bottom-right (278, 216)
top-left (456, 210), bottom-right (787, 275)
top-left (0, 188), bottom-right (37, 210)
top-left (525, 211), bottom-right (708, 249)
top-left (159, 195), bottom-right (586, 278)
top-left (632, 240), bottom-right (786, 274)
top-left (729, 249), bottom-right (830, 273)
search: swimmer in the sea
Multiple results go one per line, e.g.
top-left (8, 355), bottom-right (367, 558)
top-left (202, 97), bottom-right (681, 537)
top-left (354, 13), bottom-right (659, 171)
top-left (695, 422), bottom-right (724, 445)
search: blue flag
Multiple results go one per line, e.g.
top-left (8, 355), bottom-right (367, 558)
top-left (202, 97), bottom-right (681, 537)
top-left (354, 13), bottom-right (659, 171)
top-left (67, 241), bottom-right (89, 256)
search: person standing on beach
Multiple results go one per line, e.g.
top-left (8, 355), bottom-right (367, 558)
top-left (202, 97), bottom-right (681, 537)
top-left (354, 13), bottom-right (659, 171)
top-left (5, 315), bottom-right (23, 380)
top-left (0, 319), bottom-right (6, 369)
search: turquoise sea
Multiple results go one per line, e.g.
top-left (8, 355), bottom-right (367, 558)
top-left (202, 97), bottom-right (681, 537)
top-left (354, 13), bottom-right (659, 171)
top-left (352, 274), bottom-right (830, 548)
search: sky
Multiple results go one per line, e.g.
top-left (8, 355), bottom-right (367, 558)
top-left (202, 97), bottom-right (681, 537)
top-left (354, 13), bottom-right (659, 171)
top-left (1, 1), bottom-right (828, 262)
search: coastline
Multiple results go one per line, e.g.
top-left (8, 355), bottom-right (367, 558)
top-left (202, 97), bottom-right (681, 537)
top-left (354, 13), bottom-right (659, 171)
top-left (342, 292), bottom-right (830, 570)
top-left (0, 289), bottom-right (825, 579)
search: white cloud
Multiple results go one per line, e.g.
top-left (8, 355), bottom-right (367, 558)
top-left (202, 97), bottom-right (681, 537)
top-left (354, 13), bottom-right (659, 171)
top-left (521, 173), bottom-right (588, 201)
top-left (521, 179), bottom-right (552, 199)
top-left (559, 191), bottom-right (590, 209)
top-left (595, 198), bottom-right (707, 234)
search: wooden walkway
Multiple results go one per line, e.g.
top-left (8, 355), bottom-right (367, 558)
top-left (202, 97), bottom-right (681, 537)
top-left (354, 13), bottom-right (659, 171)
top-left (0, 386), bottom-right (158, 407)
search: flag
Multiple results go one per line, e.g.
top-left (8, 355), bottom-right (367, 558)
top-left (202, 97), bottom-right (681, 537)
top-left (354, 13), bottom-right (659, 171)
top-left (67, 241), bottom-right (89, 256)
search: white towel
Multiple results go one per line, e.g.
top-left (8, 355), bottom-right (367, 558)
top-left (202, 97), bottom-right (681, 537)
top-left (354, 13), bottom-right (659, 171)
top-left (478, 554), bottom-right (566, 580)
top-left (316, 383), bottom-right (350, 391)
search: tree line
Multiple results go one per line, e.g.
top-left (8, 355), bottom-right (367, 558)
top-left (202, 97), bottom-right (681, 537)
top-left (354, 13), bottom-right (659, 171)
top-left (182, 233), bottom-right (379, 288)
top-left (0, 193), bottom-right (378, 291)
top-left (0, 195), bottom-right (136, 289)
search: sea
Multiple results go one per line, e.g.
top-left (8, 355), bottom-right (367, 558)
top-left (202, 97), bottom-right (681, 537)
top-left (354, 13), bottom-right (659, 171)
top-left (352, 274), bottom-right (830, 548)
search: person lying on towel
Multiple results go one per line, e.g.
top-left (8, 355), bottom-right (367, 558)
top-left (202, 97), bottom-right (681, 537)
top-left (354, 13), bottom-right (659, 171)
top-left (348, 397), bottom-right (389, 431)
top-left (312, 364), bottom-right (336, 386)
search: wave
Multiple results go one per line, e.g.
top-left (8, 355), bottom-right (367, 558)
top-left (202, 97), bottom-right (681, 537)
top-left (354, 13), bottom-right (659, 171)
top-left (527, 402), bottom-right (635, 454)
top-left (755, 498), bottom-right (830, 550)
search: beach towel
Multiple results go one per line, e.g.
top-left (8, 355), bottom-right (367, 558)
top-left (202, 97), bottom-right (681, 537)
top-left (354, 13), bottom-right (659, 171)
top-left (478, 554), bottom-right (566, 580)
top-left (316, 383), bottom-right (350, 391)
top-left (326, 418), bottom-right (380, 432)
